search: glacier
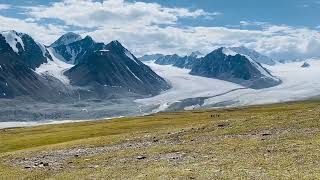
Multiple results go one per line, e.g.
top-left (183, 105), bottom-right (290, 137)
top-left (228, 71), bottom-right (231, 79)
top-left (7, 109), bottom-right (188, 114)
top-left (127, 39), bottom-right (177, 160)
top-left (136, 60), bottom-right (320, 112)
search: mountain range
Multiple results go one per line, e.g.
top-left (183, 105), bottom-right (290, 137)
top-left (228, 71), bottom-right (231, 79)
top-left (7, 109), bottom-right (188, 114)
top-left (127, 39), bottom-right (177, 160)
top-left (150, 47), bottom-right (280, 89)
top-left (0, 30), bottom-right (283, 103)
top-left (0, 30), bottom-right (170, 101)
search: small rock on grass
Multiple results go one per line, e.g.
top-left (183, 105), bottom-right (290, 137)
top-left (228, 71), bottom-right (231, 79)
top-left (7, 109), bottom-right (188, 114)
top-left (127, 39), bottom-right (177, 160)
top-left (136, 156), bottom-right (147, 160)
top-left (43, 162), bottom-right (49, 167)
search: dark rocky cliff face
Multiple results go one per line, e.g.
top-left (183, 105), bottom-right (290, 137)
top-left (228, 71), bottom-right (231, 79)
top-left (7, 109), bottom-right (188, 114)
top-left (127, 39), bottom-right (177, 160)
top-left (65, 40), bottom-right (170, 95)
top-left (0, 35), bottom-right (61, 100)
top-left (51, 36), bottom-right (99, 64)
top-left (190, 48), bottom-right (281, 89)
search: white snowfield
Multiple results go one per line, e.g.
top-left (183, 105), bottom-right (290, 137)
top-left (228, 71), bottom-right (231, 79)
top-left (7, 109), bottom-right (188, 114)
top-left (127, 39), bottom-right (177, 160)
top-left (136, 60), bottom-right (320, 112)
top-left (35, 47), bottom-right (74, 84)
top-left (135, 62), bottom-right (242, 112)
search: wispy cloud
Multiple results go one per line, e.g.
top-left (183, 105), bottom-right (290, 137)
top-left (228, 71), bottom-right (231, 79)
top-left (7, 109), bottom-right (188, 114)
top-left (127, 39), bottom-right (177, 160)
top-left (240, 21), bottom-right (268, 27)
top-left (0, 4), bottom-right (11, 10)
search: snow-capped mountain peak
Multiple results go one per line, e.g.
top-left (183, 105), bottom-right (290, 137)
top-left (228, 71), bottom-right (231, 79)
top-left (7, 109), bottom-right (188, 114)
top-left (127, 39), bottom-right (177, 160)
top-left (0, 30), bottom-right (25, 54)
top-left (221, 47), bottom-right (278, 81)
top-left (50, 32), bottom-right (82, 47)
top-left (228, 46), bottom-right (276, 65)
top-left (221, 47), bottom-right (238, 56)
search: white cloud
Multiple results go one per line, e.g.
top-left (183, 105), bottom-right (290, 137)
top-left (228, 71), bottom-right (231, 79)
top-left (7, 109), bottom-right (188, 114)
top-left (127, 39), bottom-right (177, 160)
top-left (26, 0), bottom-right (219, 28)
top-left (84, 23), bottom-right (320, 60)
top-left (0, 15), bottom-right (66, 44)
top-left (240, 20), bottom-right (267, 27)
top-left (0, 4), bottom-right (11, 10)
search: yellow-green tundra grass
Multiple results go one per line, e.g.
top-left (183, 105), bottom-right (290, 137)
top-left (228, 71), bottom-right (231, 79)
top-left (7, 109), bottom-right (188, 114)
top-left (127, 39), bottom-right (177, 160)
top-left (1, 100), bottom-right (320, 179)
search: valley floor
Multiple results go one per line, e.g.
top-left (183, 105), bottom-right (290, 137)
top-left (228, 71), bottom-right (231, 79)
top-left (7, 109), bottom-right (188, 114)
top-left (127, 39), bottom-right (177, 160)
top-left (1, 100), bottom-right (320, 179)
top-left (1, 60), bottom-right (319, 129)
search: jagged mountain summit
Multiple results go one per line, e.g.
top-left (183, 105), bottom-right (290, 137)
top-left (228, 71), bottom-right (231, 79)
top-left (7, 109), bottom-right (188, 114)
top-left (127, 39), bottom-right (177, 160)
top-left (50, 32), bottom-right (82, 48)
top-left (190, 47), bottom-right (281, 89)
top-left (0, 31), bottom-right (170, 100)
top-left (50, 35), bottom-right (98, 64)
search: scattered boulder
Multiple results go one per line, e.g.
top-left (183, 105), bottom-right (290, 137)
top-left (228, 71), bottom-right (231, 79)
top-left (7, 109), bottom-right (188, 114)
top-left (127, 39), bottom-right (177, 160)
top-left (211, 114), bottom-right (220, 118)
top-left (136, 156), bottom-right (147, 160)
top-left (261, 133), bottom-right (271, 136)
top-left (43, 162), bottom-right (49, 167)
top-left (217, 123), bottom-right (229, 128)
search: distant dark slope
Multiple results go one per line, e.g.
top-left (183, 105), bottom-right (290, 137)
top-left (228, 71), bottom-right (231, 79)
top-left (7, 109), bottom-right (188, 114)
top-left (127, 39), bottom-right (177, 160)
top-left (190, 48), bottom-right (281, 89)
top-left (139, 54), bottom-right (164, 61)
top-left (155, 52), bottom-right (200, 69)
top-left (65, 41), bottom-right (170, 95)
top-left (155, 54), bottom-right (181, 65)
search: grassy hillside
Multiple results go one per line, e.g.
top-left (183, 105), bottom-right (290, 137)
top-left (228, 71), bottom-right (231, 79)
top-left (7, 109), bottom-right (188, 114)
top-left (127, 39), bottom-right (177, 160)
top-left (1, 100), bottom-right (320, 179)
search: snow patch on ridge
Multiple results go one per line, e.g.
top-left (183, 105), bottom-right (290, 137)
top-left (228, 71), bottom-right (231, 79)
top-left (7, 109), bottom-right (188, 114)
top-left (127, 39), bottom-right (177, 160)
top-left (125, 66), bottom-right (142, 82)
top-left (1, 30), bottom-right (25, 53)
top-left (36, 42), bottom-right (47, 57)
top-left (66, 46), bottom-right (80, 64)
top-left (125, 50), bottom-right (139, 64)
top-left (35, 48), bottom-right (74, 84)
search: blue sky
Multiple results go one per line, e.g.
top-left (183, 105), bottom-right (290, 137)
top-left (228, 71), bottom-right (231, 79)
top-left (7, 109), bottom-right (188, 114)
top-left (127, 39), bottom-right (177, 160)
top-left (0, 0), bottom-right (320, 59)
top-left (137, 0), bottom-right (320, 28)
